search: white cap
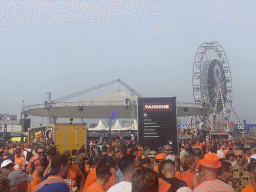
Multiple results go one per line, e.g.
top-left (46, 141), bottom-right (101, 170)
top-left (251, 154), bottom-right (256, 160)
top-left (1, 159), bottom-right (14, 168)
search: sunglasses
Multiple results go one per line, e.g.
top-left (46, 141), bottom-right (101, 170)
top-left (228, 154), bottom-right (234, 156)
top-left (234, 155), bottom-right (243, 159)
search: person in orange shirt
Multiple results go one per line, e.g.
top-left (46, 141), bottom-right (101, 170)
top-left (14, 148), bottom-right (26, 171)
top-left (177, 155), bottom-right (199, 190)
top-left (153, 153), bottom-right (166, 173)
top-left (135, 143), bottom-right (143, 159)
top-left (192, 148), bottom-right (203, 174)
top-left (65, 152), bottom-right (85, 192)
top-left (82, 156), bottom-right (116, 192)
top-left (27, 147), bottom-right (46, 174)
top-left (84, 163), bottom-right (112, 192)
top-left (242, 162), bottom-right (256, 192)
top-left (28, 159), bottom-right (47, 192)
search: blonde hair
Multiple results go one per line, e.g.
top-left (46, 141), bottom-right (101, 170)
top-left (181, 155), bottom-right (195, 171)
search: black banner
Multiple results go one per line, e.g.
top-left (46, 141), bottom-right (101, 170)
top-left (138, 97), bottom-right (178, 154)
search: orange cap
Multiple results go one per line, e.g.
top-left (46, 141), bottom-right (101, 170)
top-left (156, 153), bottom-right (166, 160)
top-left (201, 153), bottom-right (221, 169)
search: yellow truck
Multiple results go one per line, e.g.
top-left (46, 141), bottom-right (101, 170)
top-left (28, 123), bottom-right (86, 154)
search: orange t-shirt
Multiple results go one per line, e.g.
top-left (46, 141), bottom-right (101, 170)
top-left (67, 164), bottom-right (84, 190)
top-left (137, 146), bottom-right (143, 158)
top-left (241, 183), bottom-right (255, 192)
top-left (28, 174), bottom-right (42, 192)
top-left (153, 166), bottom-right (158, 173)
top-left (85, 182), bottom-right (104, 192)
top-left (177, 172), bottom-right (195, 190)
top-left (158, 178), bottom-right (171, 192)
top-left (15, 156), bottom-right (26, 168)
top-left (85, 164), bottom-right (90, 173)
top-left (82, 167), bottom-right (116, 192)
top-left (27, 156), bottom-right (39, 173)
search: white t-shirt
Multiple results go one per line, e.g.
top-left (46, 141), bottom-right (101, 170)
top-left (217, 150), bottom-right (225, 158)
top-left (107, 181), bottom-right (132, 192)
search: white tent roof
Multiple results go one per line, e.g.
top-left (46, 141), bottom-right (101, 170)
top-left (89, 120), bottom-right (108, 131)
top-left (111, 119), bottom-right (122, 130)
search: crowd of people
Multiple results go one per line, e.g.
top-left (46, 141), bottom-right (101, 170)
top-left (0, 138), bottom-right (256, 192)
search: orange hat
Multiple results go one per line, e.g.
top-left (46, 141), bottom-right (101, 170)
top-left (23, 143), bottom-right (27, 147)
top-left (156, 153), bottom-right (166, 160)
top-left (201, 153), bottom-right (221, 169)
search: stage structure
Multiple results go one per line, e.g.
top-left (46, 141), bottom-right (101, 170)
top-left (22, 79), bottom-right (211, 138)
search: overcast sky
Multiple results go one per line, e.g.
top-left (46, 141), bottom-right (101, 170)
top-left (0, 0), bottom-right (255, 126)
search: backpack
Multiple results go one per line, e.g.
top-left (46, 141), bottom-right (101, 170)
top-left (26, 150), bottom-right (33, 162)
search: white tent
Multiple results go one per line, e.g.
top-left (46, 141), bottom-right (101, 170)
top-left (89, 120), bottom-right (108, 131)
top-left (111, 119), bottom-right (122, 130)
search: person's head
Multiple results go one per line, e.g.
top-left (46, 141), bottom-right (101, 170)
top-left (201, 153), bottom-right (221, 180)
top-left (63, 151), bottom-right (73, 166)
top-left (206, 140), bottom-right (212, 149)
top-left (93, 147), bottom-right (101, 155)
top-left (234, 147), bottom-right (246, 167)
top-left (96, 163), bottom-right (112, 184)
top-left (161, 160), bottom-right (175, 178)
top-left (15, 149), bottom-right (21, 158)
top-left (140, 158), bottom-right (151, 169)
top-left (31, 159), bottom-right (46, 176)
top-left (36, 146), bottom-right (46, 160)
top-left (108, 145), bottom-right (115, 156)
top-left (50, 141), bottom-right (54, 147)
top-left (184, 142), bottom-right (190, 151)
top-left (155, 153), bottom-right (166, 165)
top-left (210, 145), bottom-right (218, 154)
top-left (245, 148), bottom-right (251, 156)
top-left (248, 162), bottom-right (256, 182)
top-left (217, 143), bottom-right (222, 150)
top-left (115, 144), bottom-right (127, 160)
top-left (119, 155), bottom-right (141, 181)
top-left (48, 154), bottom-right (70, 179)
top-left (148, 151), bottom-right (157, 163)
top-left (1, 159), bottom-right (14, 177)
top-left (102, 145), bottom-right (108, 154)
top-left (8, 171), bottom-right (33, 192)
top-left (144, 146), bottom-right (150, 152)
top-left (130, 147), bottom-right (139, 157)
top-left (95, 156), bottom-right (107, 167)
top-left (71, 149), bottom-right (78, 158)
top-left (181, 155), bottom-right (196, 172)
top-left (226, 150), bottom-right (235, 161)
top-left (218, 160), bottom-right (233, 182)
top-left (132, 167), bottom-right (159, 192)
top-left (45, 147), bottom-right (57, 161)
top-left (78, 148), bottom-right (87, 160)
top-left (0, 175), bottom-right (13, 192)
top-left (192, 148), bottom-right (202, 158)
top-left (163, 145), bottom-right (172, 155)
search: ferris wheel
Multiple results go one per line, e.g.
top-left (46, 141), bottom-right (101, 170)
top-left (192, 41), bottom-right (232, 131)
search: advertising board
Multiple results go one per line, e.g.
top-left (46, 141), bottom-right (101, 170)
top-left (138, 97), bottom-right (178, 154)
